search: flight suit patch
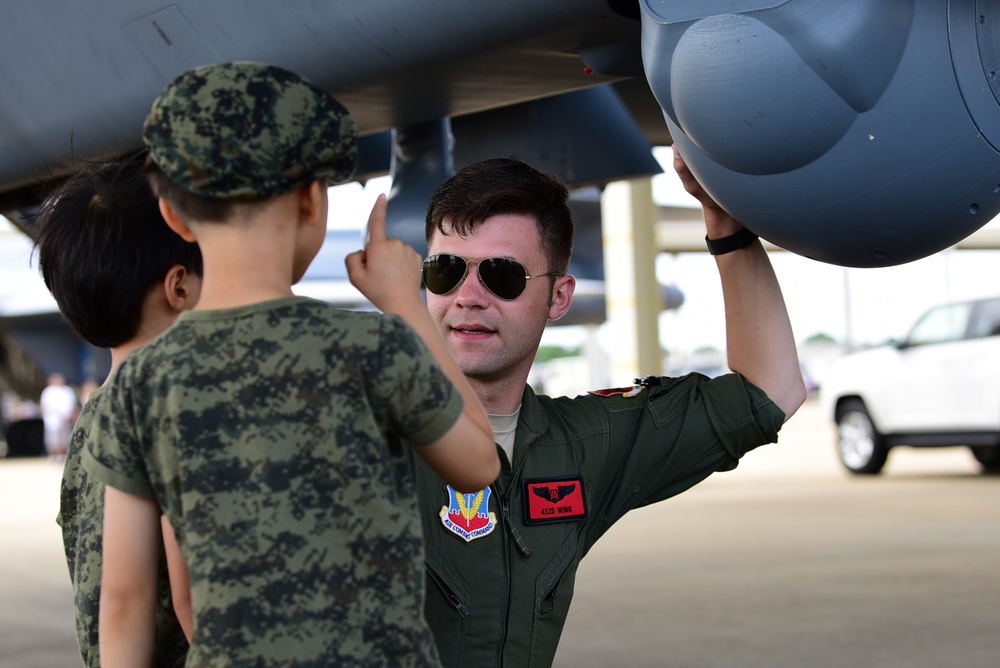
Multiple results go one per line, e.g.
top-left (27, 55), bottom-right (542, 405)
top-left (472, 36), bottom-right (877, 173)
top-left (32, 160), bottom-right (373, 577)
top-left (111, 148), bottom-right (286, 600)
top-left (439, 485), bottom-right (497, 542)
top-left (523, 475), bottom-right (587, 524)
top-left (588, 384), bottom-right (644, 398)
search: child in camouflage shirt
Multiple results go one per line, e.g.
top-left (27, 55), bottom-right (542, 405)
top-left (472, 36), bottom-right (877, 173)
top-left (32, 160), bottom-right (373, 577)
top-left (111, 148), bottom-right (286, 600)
top-left (83, 61), bottom-right (499, 667)
top-left (35, 152), bottom-right (203, 667)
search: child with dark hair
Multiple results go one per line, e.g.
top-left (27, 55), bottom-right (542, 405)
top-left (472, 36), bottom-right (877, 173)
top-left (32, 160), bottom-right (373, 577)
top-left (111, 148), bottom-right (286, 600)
top-left (35, 151), bottom-right (203, 668)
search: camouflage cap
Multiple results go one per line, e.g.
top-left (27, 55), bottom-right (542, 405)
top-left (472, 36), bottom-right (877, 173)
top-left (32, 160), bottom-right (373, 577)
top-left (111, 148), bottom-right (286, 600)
top-left (142, 61), bottom-right (357, 199)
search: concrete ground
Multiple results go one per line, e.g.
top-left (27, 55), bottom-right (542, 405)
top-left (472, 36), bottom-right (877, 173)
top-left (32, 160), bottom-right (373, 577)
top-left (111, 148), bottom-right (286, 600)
top-left (2, 398), bottom-right (999, 667)
top-left (552, 398), bottom-right (1000, 668)
top-left (0, 456), bottom-right (78, 667)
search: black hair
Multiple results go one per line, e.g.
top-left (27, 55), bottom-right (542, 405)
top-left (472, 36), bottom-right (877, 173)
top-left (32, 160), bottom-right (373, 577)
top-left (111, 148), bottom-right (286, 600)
top-left (34, 152), bottom-right (203, 348)
top-left (425, 158), bottom-right (574, 274)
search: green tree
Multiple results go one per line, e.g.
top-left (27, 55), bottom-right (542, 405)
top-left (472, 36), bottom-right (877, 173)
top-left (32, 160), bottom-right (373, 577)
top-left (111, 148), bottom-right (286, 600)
top-left (534, 345), bottom-right (581, 364)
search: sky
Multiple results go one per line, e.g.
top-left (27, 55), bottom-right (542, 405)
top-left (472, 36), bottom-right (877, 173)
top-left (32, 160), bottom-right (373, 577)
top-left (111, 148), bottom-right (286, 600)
top-left (6, 145), bottom-right (1000, 359)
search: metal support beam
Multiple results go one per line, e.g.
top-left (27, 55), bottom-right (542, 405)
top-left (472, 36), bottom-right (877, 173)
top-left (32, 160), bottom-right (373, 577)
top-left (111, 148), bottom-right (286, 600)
top-left (601, 177), bottom-right (662, 381)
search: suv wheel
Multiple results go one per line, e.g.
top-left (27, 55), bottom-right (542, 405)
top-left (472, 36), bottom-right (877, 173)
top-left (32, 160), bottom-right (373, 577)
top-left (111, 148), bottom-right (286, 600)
top-left (835, 399), bottom-right (889, 474)
top-left (970, 446), bottom-right (1000, 473)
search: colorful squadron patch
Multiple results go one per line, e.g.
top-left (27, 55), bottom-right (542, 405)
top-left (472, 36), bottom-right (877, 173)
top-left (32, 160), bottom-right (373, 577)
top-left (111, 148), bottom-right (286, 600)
top-left (588, 384), bottom-right (644, 398)
top-left (440, 485), bottom-right (497, 542)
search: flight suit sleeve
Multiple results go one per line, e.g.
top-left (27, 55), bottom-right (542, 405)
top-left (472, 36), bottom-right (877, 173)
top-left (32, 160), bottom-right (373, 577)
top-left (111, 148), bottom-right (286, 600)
top-left (586, 372), bottom-right (784, 546)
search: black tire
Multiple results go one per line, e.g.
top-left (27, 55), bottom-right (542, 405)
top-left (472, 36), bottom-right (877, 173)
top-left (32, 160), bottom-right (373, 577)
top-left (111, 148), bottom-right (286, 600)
top-left (835, 399), bottom-right (889, 475)
top-left (970, 446), bottom-right (1000, 474)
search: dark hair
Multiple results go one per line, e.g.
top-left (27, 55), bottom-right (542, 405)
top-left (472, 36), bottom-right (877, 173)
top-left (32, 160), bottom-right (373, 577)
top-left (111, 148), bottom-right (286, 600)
top-left (142, 157), bottom-right (244, 222)
top-left (34, 152), bottom-right (203, 348)
top-left (425, 158), bottom-right (574, 274)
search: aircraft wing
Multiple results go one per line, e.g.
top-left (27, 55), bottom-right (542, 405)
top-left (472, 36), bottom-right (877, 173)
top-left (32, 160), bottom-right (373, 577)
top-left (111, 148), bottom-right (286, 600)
top-left (0, 0), bottom-right (664, 215)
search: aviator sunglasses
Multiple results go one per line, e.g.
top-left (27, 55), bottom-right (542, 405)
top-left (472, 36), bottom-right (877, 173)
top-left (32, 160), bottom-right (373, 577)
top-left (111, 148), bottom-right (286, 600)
top-left (422, 254), bottom-right (561, 300)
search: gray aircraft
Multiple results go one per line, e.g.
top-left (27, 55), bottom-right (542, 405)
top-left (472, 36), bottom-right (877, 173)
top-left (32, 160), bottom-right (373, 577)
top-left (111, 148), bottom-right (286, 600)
top-left (0, 0), bottom-right (666, 404)
top-left (2, 1), bottom-right (999, 408)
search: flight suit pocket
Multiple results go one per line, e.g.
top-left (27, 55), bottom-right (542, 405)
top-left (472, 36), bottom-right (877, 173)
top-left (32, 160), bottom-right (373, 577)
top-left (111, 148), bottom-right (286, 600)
top-left (529, 531), bottom-right (583, 664)
top-left (533, 537), bottom-right (578, 621)
top-left (424, 562), bottom-right (470, 665)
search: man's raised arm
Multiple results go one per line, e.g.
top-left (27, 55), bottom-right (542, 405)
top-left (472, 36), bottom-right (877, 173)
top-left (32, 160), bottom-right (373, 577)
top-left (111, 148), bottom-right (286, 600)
top-left (673, 146), bottom-right (807, 421)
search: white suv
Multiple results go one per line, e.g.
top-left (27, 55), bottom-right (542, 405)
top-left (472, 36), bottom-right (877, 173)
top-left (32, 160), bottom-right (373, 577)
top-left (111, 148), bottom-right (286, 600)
top-left (820, 296), bottom-right (1000, 474)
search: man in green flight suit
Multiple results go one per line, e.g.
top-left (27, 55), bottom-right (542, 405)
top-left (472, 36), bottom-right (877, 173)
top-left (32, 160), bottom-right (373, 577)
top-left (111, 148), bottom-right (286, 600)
top-left (410, 149), bottom-right (808, 667)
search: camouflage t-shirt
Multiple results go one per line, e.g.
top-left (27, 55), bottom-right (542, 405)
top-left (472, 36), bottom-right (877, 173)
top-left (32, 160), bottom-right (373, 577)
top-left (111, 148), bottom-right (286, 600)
top-left (84, 296), bottom-right (462, 667)
top-left (56, 385), bottom-right (188, 668)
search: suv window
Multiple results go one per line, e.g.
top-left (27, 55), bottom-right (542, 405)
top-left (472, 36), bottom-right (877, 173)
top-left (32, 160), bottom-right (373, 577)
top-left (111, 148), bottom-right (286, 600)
top-left (906, 302), bottom-right (970, 346)
top-left (970, 298), bottom-right (1000, 339)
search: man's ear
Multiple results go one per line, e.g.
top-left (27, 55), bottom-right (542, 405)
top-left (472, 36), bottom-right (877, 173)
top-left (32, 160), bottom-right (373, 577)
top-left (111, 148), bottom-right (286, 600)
top-left (159, 199), bottom-right (197, 242)
top-left (548, 274), bottom-right (576, 321)
top-left (162, 265), bottom-right (196, 313)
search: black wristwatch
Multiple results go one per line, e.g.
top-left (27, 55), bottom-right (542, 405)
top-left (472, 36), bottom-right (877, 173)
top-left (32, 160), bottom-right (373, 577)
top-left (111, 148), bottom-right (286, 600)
top-left (705, 228), bottom-right (759, 255)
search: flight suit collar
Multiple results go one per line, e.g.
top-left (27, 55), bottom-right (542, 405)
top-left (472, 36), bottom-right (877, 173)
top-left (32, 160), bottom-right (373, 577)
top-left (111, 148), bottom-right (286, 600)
top-left (512, 384), bottom-right (548, 461)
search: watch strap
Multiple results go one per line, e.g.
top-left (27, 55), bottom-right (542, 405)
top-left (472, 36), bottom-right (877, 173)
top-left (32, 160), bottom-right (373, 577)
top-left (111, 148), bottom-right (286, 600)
top-left (705, 228), bottom-right (759, 255)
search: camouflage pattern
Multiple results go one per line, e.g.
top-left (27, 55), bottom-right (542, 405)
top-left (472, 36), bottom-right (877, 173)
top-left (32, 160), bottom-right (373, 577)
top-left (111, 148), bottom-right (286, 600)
top-left (84, 296), bottom-right (463, 667)
top-left (56, 385), bottom-right (189, 668)
top-left (143, 61), bottom-right (357, 199)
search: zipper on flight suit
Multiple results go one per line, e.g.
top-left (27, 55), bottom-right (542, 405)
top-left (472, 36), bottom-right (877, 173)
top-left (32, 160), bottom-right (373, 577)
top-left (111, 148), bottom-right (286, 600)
top-left (499, 437), bottom-right (534, 557)
top-left (540, 584), bottom-right (558, 616)
top-left (427, 564), bottom-right (469, 618)
top-left (501, 495), bottom-right (532, 557)
top-left (496, 431), bottom-right (536, 666)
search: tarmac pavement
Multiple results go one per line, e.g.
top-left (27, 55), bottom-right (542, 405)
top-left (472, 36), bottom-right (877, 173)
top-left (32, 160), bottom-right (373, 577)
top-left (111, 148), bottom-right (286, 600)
top-left (0, 456), bottom-right (77, 667)
top-left (2, 398), bottom-right (998, 667)
top-left (552, 398), bottom-right (1000, 668)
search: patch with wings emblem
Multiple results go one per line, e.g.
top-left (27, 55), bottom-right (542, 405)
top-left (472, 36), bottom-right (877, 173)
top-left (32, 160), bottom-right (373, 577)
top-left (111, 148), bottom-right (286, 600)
top-left (440, 485), bottom-right (497, 542)
top-left (523, 475), bottom-right (587, 524)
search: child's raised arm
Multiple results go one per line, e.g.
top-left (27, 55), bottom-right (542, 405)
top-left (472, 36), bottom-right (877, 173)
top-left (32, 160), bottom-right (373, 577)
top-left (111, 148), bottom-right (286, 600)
top-left (345, 194), bottom-right (499, 492)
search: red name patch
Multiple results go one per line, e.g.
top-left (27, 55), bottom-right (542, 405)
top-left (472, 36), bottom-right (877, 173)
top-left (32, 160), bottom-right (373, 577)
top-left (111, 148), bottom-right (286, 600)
top-left (523, 476), bottom-right (587, 524)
